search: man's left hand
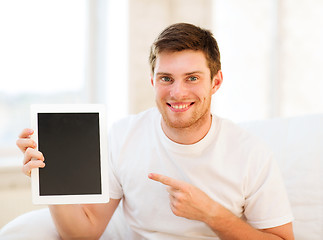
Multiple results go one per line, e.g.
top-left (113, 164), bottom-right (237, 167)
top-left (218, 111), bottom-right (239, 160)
top-left (148, 173), bottom-right (218, 222)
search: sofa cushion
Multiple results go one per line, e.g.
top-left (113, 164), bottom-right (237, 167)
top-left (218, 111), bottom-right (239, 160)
top-left (239, 114), bottom-right (323, 239)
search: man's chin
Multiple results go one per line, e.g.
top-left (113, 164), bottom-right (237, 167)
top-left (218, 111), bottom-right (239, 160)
top-left (163, 117), bottom-right (194, 129)
top-left (158, 105), bottom-right (197, 129)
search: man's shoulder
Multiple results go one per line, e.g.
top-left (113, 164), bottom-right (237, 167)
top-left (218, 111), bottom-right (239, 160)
top-left (113, 107), bottom-right (158, 127)
top-left (109, 107), bottom-right (159, 137)
top-left (215, 115), bottom-right (251, 139)
top-left (215, 115), bottom-right (273, 156)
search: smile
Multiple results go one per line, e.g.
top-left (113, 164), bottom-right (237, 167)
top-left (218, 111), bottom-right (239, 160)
top-left (167, 102), bottom-right (194, 111)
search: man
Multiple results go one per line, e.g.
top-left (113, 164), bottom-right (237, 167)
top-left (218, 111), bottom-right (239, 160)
top-left (17, 23), bottom-right (294, 239)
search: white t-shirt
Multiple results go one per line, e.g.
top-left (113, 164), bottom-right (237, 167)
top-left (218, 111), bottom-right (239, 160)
top-left (108, 108), bottom-right (293, 239)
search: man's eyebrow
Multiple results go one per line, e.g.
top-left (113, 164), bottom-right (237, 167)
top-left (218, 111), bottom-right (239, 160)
top-left (184, 71), bottom-right (204, 75)
top-left (156, 72), bottom-right (172, 76)
top-left (156, 71), bottom-right (204, 76)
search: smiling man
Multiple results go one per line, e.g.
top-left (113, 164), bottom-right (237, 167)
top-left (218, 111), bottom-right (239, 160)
top-left (17, 23), bottom-right (294, 239)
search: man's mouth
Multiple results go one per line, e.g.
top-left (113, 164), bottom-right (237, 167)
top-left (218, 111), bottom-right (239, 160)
top-left (167, 102), bottom-right (194, 111)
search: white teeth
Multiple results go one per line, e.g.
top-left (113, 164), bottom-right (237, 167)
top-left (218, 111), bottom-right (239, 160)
top-left (172, 104), bottom-right (189, 109)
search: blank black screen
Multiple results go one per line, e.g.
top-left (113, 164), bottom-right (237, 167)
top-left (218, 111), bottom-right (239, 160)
top-left (38, 113), bottom-right (101, 196)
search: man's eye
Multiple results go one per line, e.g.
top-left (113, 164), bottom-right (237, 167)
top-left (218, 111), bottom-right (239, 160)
top-left (188, 76), bottom-right (198, 81)
top-left (161, 76), bottom-right (172, 82)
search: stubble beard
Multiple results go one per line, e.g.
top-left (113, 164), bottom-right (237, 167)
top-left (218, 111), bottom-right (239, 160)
top-left (156, 96), bottom-right (212, 131)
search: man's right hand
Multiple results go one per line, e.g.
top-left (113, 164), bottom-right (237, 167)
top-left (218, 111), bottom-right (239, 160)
top-left (16, 128), bottom-right (45, 177)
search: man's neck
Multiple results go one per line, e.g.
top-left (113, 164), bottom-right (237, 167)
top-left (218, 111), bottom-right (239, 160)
top-left (161, 114), bottom-right (213, 145)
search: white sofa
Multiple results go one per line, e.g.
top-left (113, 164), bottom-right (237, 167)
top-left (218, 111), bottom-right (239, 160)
top-left (1, 114), bottom-right (322, 239)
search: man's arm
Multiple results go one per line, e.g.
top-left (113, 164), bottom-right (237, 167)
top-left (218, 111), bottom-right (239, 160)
top-left (49, 199), bottom-right (121, 240)
top-left (205, 203), bottom-right (293, 240)
top-left (148, 173), bottom-right (294, 240)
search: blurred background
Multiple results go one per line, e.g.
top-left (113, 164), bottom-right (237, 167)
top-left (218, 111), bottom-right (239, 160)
top-left (0, 0), bottom-right (322, 227)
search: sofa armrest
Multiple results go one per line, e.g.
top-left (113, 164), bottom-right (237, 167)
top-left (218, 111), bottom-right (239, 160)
top-left (0, 208), bottom-right (59, 240)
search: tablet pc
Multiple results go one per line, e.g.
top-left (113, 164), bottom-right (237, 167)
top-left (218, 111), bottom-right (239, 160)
top-left (30, 104), bottom-right (109, 205)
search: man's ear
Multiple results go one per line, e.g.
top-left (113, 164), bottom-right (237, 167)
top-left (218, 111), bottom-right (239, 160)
top-left (211, 70), bottom-right (223, 94)
top-left (150, 74), bottom-right (154, 87)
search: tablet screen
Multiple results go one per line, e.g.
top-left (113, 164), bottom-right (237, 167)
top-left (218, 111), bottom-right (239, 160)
top-left (38, 113), bottom-right (101, 196)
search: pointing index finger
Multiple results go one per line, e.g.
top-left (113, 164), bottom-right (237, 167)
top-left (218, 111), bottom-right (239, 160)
top-left (148, 173), bottom-right (182, 190)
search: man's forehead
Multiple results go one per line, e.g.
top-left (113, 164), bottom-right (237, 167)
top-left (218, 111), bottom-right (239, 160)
top-left (154, 50), bottom-right (209, 75)
top-left (156, 49), bottom-right (206, 58)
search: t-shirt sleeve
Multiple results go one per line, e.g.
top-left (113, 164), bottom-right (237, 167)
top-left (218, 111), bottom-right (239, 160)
top-left (107, 127), bottom-right (124, 200)
top-left (244, 153), bottom-right (294, 229)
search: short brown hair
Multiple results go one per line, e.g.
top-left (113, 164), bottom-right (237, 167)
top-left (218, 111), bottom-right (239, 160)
top-left (149, 23), bottom-right (221, 79)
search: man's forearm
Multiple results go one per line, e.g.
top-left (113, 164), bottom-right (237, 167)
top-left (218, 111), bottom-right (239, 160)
top-left (205, 204), bottom-right (293, 240)
top-left (49, 205), bottom-right (99, 239)
top-left (49, 199), bottom-right (120, 240)
top-left (148, 174), bottom-right (293, 239)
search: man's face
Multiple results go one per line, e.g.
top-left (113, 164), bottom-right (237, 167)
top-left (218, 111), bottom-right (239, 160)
top-left (151, 50), bottom-right (222, 130)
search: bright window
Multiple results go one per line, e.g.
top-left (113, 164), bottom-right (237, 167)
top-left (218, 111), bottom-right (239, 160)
top-left (212, 0), bottom-right (323, 122)
top-left (0, 0), bottom-right (87, 163)
top-left (0, 0), bottom-right (129, 165)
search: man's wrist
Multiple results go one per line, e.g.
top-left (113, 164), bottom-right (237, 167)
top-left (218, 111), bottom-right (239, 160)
top-left (202, 200), bottom-right (222, 227)
top-left (203, 201), bottom-right (240, 235)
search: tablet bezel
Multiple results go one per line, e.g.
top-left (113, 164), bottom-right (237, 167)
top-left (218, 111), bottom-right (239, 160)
top-left (30, 104), bottom-right (109, 205)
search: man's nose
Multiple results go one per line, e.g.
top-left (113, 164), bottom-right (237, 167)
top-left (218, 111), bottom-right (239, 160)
top-left (170, 80), bottom-right (188, 99)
